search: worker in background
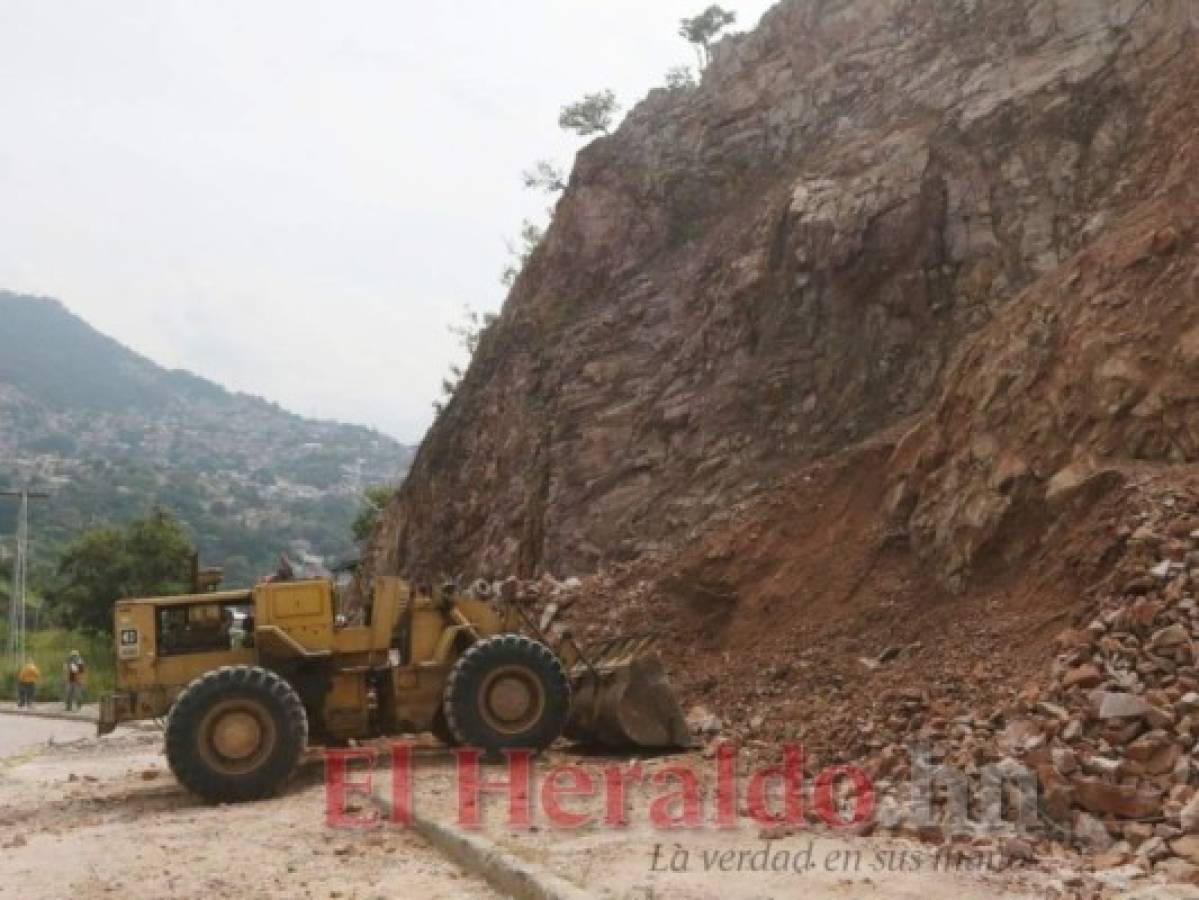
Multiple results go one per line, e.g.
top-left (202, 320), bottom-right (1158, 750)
top-left (16, 659), bottom-right (39, 708)
top-left (64, 650), bottom-right (86, 711)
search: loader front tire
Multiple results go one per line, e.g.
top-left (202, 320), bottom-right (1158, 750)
top-left (166, 665), bottom-right (308, 803)
top-left (444, 635), bottom-right (570, 755)
top-left (430, 706), bottom-right (459, 748)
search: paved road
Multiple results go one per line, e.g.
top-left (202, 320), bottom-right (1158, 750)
top-left (0, 711), bottom-right (95, 757)
top-left (0, 701), bottom-right (97, 719)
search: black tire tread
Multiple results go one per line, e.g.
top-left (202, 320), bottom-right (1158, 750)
top-left (443, 634), bottom-right (570, 755)
top-left (165, 665), bottom-right (308, 803)
top-left (430, 705), bottom-right (459, 748)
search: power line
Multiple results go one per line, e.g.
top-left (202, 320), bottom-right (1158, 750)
top-left (3, 491), bottom-right (49, 671)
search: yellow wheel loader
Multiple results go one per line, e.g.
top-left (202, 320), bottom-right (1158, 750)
top-left (99, 576), bottom-right (689, 803)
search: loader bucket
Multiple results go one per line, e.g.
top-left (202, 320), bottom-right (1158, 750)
top-left (564, 635), bottom-right (691, 751)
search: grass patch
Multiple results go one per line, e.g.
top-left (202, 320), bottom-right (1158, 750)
top-left (1, 628), bottom-right (115, 703)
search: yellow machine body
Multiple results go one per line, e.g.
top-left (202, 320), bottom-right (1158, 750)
top-left (101, 577), bottom-right (515, 742)
top-left (100, 574), bottom-right (688, 782)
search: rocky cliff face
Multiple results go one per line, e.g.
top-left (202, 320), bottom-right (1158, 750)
top-left (369, 0), bottom-right (1198, 583)
top-left (894, 152), bottom-right (1199, 589)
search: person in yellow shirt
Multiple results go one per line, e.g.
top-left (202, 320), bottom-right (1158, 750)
top-left (17, 660), bottom-right (39, 709)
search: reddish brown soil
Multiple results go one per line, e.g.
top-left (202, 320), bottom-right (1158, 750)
top-left (563, 440), bottom-right (1199, 769)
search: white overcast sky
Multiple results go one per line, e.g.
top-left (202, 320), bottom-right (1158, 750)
top-left (0, 0), bottom-right (775, 442)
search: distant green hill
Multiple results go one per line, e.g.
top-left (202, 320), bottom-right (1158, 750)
top-left (0, 291), bottom-right (413, 586)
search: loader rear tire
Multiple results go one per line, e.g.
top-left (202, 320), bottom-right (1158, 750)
top-left (166, 665), bottom-right (308, 803)
top-left (444, 635), bottom-right (570, 755)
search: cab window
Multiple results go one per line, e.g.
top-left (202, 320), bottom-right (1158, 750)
top-left (157, 602), bottom-right (249, 656)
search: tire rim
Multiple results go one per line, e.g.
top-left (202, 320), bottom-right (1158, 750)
top-left (197, 698), bottom-right (278, 775)
top-left (478, 665), bottom-right (547, 736)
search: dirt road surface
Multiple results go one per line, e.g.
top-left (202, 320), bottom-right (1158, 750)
top-left (0, 714), bottom-right (496, 899)
top-left (0, 713), bottom-right (95, 757)
top-left (0, 716), bottom-right (1104, 898)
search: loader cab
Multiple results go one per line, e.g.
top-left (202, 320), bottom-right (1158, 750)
top-left (103, 590), bottom-right (259, 732)
top-left (104, 581), bottom-right (357, 734)
top-left (156, 598), bottom-right (252, 656)
top-left (113, 590), bottom-right (257, 667)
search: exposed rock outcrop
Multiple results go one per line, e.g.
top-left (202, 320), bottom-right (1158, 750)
top-left (369, 0), bottom-right (1198, 584)
top-left (893, 179), bottom-right (1199, 589)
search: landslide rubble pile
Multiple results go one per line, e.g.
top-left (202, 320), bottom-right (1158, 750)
top-left (999, 508), bottom-right (1199, 874)
top-left (544, 488), bottom-right (1199, 882)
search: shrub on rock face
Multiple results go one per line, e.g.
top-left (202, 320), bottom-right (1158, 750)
top-left (679, 5), bottom-right (736, 68)
top-left (558, 90), bottom-right (619, 137)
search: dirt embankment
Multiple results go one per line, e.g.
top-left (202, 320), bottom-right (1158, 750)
top-left (558, 437), bottom-right (1132, 764)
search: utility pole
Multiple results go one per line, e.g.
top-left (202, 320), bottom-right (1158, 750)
top-left (3, 491), bottom-right (48, 671)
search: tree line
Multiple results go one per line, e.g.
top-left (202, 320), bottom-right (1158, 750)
top-left (6, 484), bottom-right (396, 635)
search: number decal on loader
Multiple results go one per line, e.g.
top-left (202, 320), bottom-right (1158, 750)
top-left (119, 628), bottom-right (140, 658)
